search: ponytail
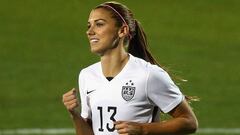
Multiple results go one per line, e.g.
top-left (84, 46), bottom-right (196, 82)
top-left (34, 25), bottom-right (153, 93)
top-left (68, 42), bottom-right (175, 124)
top-left (128, 20), bottom-right (200, 102)
top-left (97, 1), bottom-right (199, 103)
top-left (128, 20), bottom-right (160, 66)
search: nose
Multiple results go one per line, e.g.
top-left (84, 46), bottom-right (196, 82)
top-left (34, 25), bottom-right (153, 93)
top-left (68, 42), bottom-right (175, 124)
top-left (86, 26), bottom-right (95, 36)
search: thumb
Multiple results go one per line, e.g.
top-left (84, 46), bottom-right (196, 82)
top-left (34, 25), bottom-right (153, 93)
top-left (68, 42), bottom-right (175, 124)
top-left (71, 88), bottom-right (76, 93)
top-left (114, 121), bottom-right (125, 125)
top-left (71, 88), bottom-right (79, 98)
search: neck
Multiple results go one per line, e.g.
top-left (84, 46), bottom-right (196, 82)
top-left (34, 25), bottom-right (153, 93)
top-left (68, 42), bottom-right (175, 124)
top-left (101, 46), bottom-right (129, 77)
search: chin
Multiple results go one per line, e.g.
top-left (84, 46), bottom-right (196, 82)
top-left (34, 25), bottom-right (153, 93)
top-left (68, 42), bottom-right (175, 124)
top-left (90, 42), bottom-right (110, 56)
top-left (90, 47), bottom-right (104, 56)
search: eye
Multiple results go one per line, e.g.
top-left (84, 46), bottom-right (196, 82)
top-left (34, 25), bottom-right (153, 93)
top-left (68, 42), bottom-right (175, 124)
top-left (96, 22), bottom-right (104, 27)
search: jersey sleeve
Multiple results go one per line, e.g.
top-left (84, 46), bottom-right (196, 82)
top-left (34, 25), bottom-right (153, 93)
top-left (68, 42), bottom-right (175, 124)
top-left (146, 65), bottom-right (184, 113)
top-left (78, 69), bottom-right (91, 119)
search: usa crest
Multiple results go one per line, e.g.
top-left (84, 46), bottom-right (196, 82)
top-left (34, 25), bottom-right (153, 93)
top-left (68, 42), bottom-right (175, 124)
top-left (122, 80), bottom-right (135, 101)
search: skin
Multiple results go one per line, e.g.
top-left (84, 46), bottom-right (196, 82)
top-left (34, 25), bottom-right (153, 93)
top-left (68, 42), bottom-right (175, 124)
top-left (62, 8), bottom-right (198, 135)
top-left (86, 8), bottom-right (130, 77)
top-left (62, 88), bottom-right (94, 135)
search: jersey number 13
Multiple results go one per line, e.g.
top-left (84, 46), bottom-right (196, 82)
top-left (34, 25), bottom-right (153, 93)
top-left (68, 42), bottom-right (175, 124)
top-left (97, 106), bottom-right (117, 132)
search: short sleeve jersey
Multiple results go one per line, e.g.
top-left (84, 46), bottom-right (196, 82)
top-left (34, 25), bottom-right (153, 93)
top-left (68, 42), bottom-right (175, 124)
top-left (79, 54), bottom-right (184, 135)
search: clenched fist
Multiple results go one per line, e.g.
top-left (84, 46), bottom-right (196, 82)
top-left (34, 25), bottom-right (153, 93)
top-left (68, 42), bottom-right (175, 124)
top-left (62, 88), bottom-right (79, 115)
top-left (115, 121), bottom-right (144, 135)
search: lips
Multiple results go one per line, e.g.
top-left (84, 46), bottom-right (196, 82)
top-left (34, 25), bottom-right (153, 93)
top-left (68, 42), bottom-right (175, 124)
top-left (89, 38), bottom-right (99, 43)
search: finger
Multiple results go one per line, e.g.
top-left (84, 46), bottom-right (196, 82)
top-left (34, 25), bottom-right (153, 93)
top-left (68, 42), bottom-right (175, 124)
top-left (117, 128), bottom-right (128, 134)
top-left (64, 98), bottom-right (78, 106)
top-left (67, 102), bottom-right (78, 110)
top-left (114, 121), bottom-right (124, 124)
top-left (63, 97), bottom-right (78, 109)
top-left (63, 95), bottom-right (77, 103)
top-left (63, 88), bottom-right (77, 97)
top-left (65, 99), bottom-right (78, 109)
top-left (115, 121), bottom-right (127, 130)
top-left (114, 121), bottom-right (127, 126)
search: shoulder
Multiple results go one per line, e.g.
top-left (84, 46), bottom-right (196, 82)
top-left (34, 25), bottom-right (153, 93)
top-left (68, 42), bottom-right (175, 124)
top-left (130, 54), bottom-right (166, 74)
top-left (79, 62), bottom-right (101, 78)
top-left (132, 56), bottom-right (173, 85)
top-left (129, 55), bottom-right (170, 82)
top-left (148, 64), bottom-right (167, 77)
top-left (129, 54), bottom-right (152, 71)
top-left (148, 64), bottom-right (172, 83)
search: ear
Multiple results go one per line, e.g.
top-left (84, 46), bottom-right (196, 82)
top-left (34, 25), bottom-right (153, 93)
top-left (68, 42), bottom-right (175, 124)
top-left (118, 25), bottom-right (129, 38)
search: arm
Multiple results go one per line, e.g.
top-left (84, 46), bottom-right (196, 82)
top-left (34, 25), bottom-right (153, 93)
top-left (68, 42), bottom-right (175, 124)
top-left (142, 99), bottom-right (198, 135)
top-left (62, 88), bottom-right (94, 135)
top-left (71, 113), bottom-right (94, 135)
top-left (115, 99), bottom-right (198, 135)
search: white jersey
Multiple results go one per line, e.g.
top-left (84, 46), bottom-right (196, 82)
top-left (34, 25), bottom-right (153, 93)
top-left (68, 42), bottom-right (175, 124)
top-left (78, 54), bottom-right (184, 135)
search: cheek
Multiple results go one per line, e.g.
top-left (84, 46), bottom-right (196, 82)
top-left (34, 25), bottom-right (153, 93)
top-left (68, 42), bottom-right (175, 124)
top-left (103, 29), bottom-right (119, 42)
top-left (98, 31), bottom-right (116, 45)
top-left (99, 25), bottom-right (118, 38)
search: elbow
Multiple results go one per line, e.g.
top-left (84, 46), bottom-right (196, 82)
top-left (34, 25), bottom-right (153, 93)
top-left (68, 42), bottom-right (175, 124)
top-left (186, 116), bottom-right (198, 134)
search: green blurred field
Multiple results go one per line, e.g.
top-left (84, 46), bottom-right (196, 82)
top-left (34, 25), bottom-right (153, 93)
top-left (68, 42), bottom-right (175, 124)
top-left (0, 0), bottom-right (240, 134)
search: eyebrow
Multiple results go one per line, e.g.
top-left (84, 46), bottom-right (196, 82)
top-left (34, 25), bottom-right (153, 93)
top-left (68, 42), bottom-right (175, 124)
top-left (88, 19), bottom-right (107, 24)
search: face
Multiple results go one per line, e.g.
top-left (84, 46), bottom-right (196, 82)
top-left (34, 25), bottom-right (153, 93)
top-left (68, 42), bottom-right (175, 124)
top-left (86, 8), bottom-right (120, 55)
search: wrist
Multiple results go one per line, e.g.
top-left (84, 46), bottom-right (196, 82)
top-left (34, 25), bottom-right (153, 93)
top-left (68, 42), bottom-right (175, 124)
top-left (69, 110), bottom-right (79, 119)
top-left (141, 123), bottom-right (149, 135)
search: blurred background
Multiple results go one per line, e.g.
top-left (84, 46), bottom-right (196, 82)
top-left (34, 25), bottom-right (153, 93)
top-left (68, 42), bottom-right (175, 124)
top-left (0, 0), bottom-right (239, 134)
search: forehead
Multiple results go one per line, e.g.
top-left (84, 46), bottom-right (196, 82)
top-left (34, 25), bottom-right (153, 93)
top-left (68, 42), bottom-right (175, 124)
top-left (88, 8), bottom-right (113, 22)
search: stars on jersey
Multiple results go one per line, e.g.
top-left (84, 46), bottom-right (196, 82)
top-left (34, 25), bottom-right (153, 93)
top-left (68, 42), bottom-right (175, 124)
top-left (122, 80), bottom-right (136, 101)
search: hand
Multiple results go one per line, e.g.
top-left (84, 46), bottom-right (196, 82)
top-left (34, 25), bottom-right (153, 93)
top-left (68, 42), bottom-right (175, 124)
top-left (62, 88), bottom-right (79, 115)
top-left (115, 121), bottom-right (143, 135)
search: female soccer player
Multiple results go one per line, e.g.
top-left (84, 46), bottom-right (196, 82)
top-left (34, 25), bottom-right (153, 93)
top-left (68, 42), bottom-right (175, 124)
top-left (62, 1), bottom-right (198, 135)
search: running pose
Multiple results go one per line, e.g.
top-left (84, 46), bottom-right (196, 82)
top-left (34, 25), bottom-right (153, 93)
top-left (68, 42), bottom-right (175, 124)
top-left (63, 1), bottom-right (198, 135)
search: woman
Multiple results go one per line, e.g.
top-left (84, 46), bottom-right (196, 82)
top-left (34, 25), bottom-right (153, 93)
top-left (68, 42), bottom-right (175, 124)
top-left (62, 1), bottom-right (198, 135)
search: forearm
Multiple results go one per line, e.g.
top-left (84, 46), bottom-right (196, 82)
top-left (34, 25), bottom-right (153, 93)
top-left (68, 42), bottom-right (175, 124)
top-left (71, 114), bottom-right (94, 135)
top-left (62, 89), bottom-right (93, 135)
top-left (142, 117), bottom-right (198, 135)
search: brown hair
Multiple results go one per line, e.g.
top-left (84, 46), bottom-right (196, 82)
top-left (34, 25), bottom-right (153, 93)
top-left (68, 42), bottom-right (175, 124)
top-left (94, 1), bottom-right (160, 66)
top-left (94, 1), bottom-right (199, 102)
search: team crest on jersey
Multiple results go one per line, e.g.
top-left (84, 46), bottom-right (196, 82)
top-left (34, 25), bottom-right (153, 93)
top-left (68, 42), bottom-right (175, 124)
top-left (122, 80), bottom-right (135, 101)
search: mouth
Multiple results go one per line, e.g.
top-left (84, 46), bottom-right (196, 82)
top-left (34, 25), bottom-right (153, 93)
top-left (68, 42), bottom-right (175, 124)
top-left (89, 38), bottom-right (99, 44)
